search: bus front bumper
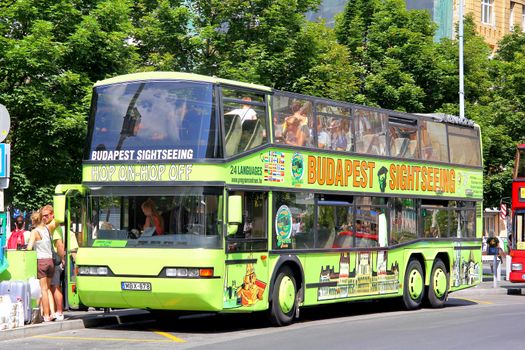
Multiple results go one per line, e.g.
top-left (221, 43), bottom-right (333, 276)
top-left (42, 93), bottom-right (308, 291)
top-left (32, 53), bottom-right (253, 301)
top-left (77, 276), bottom-right (224, 311)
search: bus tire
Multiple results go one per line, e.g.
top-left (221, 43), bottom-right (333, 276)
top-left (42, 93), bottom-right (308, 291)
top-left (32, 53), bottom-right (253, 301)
top-left (402, 259), bottom-right (424, 310)
top-left (426, 258), bottom-right (449, 308)
top-left (269, 266), bottom-right (297, 326)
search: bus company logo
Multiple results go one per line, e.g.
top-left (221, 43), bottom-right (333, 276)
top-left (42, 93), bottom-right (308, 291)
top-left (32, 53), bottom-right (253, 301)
top-left (377, 166), bottom-right (388, 193)
top-left (291, 153), bottom-right (304, 185)
top-left (275, 205), bottom-right (293, 248)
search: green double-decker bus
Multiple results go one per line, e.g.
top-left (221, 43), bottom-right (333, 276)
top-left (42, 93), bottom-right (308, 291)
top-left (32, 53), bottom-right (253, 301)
top-left (55, 72), bottom-right (483, 325)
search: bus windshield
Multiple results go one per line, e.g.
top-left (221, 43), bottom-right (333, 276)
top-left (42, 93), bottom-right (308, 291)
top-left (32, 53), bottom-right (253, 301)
top-left (84, 187), bottom-right (223, 249)
top-left (87, 81), bottom-right (218, 160)
top-left (516, 147), bottom-right (525, 179)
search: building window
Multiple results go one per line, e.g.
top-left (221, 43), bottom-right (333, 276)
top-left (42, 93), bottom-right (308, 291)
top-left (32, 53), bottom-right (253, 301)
top-left (481, 0), bottom-right (495, 25)
top-left (510, 2), bottom-right (515, 31)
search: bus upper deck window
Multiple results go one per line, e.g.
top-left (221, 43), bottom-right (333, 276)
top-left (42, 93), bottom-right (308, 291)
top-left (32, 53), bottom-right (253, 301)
top-left (354, 108), bottom-right (388, 156)
top-left (222, 88), bottom-right (267, 156)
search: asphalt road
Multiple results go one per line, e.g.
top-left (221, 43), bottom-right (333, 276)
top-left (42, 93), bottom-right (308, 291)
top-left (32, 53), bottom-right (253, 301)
top-left (2, 292), bottom-right (525, 350)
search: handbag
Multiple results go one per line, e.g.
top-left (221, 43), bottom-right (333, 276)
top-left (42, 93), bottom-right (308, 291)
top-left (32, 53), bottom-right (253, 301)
top-left (47, 227), bottom-right (62, 266)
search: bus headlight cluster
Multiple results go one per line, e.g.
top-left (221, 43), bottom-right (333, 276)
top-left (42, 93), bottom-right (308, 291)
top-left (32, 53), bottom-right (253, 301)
top-left (165, 267), bottom-right (214, 278)
top-left (511, 263), bottom-right (523, 271)
top-left (78, 266), bottom-right (109, 276)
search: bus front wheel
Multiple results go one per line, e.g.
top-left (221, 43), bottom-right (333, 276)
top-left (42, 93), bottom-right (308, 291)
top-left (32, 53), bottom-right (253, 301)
top-left (403, 259), bottom-right (424, 310)
top-left (269, 266), bottom-right (297, 326)
top-left (426, 258), bottom-right (449, 308)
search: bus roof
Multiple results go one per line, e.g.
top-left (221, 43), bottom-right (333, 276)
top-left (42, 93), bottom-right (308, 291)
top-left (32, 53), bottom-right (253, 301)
top-left (94, 71), bottom-right (272, 92)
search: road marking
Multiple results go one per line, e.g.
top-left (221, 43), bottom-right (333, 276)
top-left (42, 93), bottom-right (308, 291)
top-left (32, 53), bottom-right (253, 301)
top-left (151, 329), bottom-right (187, 343)
top-left (34, 335), bottom-right (172, 343)
top-left (455, 297), bottom-right (493, 305)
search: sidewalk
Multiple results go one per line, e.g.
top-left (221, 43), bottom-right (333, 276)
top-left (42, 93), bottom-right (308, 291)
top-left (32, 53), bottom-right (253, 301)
top-left (451, 279), bottom-right (525, 297)
top-left (0, 308), bottom-right (151, 341)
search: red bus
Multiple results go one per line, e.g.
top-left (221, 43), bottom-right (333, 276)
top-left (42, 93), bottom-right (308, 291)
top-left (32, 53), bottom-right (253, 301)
top-left (510, 144), bottom-right (525, 283)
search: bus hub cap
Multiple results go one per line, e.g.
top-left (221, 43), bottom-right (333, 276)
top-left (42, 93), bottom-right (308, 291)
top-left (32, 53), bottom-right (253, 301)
top-left (408, 269), bottom-right (423, 300)
top-left (278, 276), bottom-right (295, 314)
top-left (433, 268), bottom-right (447, 298)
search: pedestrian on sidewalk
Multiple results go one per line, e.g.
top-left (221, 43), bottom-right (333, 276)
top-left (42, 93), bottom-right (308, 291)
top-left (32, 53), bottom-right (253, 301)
top-left (7, 215), bottom-right (29, 249)
top-left (42, 205), bottom-right (65, 321)
top-left (487, 236), bottom-right (506, 273)
top-left (26, 211), bottom-right (55, 322)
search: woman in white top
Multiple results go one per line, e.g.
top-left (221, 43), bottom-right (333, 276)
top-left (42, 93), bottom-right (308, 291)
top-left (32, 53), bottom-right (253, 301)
top-left (26, 211), bottom-right (55, 322)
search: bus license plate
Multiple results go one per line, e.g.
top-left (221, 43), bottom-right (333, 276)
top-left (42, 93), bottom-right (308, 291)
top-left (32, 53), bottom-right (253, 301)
top-left (121, 282), bottom-right (151, 291)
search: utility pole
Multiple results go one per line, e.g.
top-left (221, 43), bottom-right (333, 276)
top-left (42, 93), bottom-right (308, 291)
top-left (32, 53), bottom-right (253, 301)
top-left (458, 0), bottom-right (465, 119)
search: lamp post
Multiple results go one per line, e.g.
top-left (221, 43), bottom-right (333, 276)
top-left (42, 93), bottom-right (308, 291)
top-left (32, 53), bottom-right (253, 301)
top-left (458, 0), bottom-right (465, 119)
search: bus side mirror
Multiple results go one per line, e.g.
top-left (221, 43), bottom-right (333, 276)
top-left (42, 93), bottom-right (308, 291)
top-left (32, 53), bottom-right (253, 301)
top-left (53, 194), bottom-right (66, 223)
top-left (227, 195), bottom-right (242, 236)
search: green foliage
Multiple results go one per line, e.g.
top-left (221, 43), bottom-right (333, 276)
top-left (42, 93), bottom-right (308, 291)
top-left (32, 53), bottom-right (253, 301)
top-left (0, 0), bottom-right (138, 210)
top-left (291, 22), bottom-right (361, 101)
top-left (0, 0), bottom-right (524, 212)
top-left (188, 0), bottom-right (321, 87)
top-left (335, 0), bottom-right (442, 111)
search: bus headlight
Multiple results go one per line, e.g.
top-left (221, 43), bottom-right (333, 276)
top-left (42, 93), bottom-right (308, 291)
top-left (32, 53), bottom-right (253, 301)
top-left (78, 265), bottom-right (111, 276)
top-left (188, 268), bottom-right (199, 278)
top-left (511, 263), bottom-right (523, 271)
top-left (166, 268), bottom-right (178, 277)
top-left (163, 267), bottom-right (214, 278)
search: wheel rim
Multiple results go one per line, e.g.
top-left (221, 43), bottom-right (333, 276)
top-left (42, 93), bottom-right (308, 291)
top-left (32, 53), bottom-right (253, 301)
top-left (433, 268), bottom-right (447, 298)
top-left (408, 268), bottom-right (423, 300)
top-left (278, 276), bottom-right (295, 314)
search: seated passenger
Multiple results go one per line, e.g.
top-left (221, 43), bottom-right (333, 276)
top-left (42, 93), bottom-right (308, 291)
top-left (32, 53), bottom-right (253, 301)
top-left (283, 102), bottom-right (310, 147)
top-left (141, 198), bottom-right (164, 236)
top-left (283, 115), bottom-right (300, 145)
top-left (316, 118), bottom-right (331, 149)
top-left (226, 97), bottom-right (256, 124)
top-left (328, 120), bottom-right (347, 151)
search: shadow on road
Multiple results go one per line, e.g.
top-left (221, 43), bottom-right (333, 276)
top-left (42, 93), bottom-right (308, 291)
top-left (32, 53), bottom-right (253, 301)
top-left (106, 296), bottom-right (476, 334)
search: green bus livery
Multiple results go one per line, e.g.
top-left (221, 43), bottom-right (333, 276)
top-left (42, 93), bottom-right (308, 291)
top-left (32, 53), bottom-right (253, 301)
top-left (56, 72), bottom-right (483, 326)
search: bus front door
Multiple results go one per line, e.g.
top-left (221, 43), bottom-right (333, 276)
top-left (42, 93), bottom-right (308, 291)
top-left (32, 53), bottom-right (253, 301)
top-left (54, 185), bottom-right (87, 310)
top-left (224, 191), bottom-right (269, 311)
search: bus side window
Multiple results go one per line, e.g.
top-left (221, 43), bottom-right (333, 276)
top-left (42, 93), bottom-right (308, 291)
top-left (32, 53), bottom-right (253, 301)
top-left (222, 89), bottom-right (267, 156)
top-left (227, 192), bottom-right (267, 252)
top-left (224, 114), bottom-right (241, 156)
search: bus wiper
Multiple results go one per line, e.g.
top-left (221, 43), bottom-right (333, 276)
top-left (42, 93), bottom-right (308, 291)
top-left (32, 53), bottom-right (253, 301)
top-left (116, 83), bottom-right (145, 151)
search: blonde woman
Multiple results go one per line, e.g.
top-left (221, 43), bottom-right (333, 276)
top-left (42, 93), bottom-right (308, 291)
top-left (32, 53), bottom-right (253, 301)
top-left (26, 211), bottom-right (55, 322)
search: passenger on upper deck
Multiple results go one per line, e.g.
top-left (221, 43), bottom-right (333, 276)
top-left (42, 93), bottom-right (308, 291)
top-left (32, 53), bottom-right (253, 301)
top-left (328, 119), bottom-right (347, 151)
top-left (317, 118), bottom-right (331, 149)
top-left (141, 198), bottom-right (164, 236)
top-left (282, 102), bottom-right (310, 147)
top-left (226, 97), bottom-right (257, 124)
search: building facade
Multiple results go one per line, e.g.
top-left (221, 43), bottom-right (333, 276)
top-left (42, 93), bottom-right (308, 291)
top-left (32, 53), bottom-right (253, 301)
top-left (454, 0), bottom-right (525, 49)
top-left (309, 0), bottom-right (525, 48)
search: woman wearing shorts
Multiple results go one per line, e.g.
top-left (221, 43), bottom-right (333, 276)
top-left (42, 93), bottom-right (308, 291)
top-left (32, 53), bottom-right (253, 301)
top-left (27, 211), bottom-right (55, 322)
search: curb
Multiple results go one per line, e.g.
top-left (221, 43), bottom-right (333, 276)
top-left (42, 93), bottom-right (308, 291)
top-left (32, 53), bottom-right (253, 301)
top-left (450, 283), bottom-right (525, 297)
top-left (0, 311), bottom-right (152, 341)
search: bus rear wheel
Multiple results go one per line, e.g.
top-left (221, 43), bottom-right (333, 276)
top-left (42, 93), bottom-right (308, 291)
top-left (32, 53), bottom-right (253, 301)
top-left (402, 259), bottom-right (424, 310)
top-left (269, 266), bottom-right (297, 326)
top-left (426, 258), bottom-right (449, 308)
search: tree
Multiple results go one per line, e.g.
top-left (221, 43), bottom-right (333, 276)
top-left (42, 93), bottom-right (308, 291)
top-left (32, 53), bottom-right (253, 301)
top-left (335, 0), bottom-right (443, 112)
top-left (187, 0), bottom-right (321, 87)
top-left (0, 0), bottom-right (138, 209)
top-left (479, 31), bottom-right (525, 207)
top-left (131, 0), bottom-right (193, 71)
top-left (289, 21), bottom-right (361, 101)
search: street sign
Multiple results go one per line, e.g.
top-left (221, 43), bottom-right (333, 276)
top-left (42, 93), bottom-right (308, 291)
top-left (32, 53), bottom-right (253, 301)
top-left (0, 104), bottom-right (10, 143)
top-left (0, 143), bottom-right (10, 183)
